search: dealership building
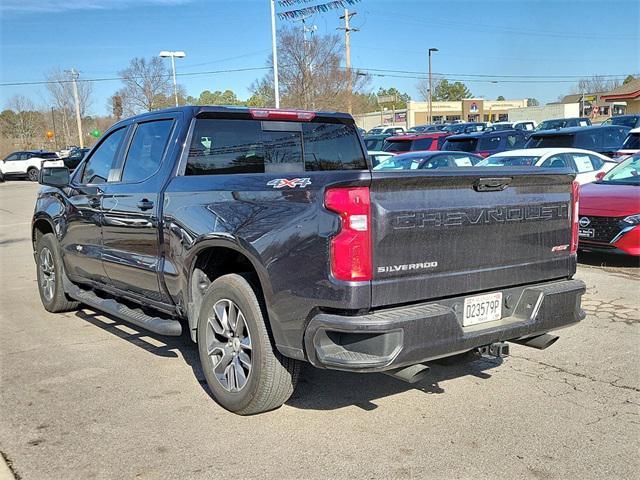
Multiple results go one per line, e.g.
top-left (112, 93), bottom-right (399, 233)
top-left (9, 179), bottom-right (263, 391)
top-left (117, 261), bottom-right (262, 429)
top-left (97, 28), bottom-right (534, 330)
top-left (353, 98), bottom-right (528, 130)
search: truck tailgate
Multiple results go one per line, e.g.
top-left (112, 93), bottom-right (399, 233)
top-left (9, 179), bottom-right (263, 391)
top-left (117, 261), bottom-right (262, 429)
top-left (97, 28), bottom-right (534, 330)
top-left (370, 168), bottom-right (576, 307)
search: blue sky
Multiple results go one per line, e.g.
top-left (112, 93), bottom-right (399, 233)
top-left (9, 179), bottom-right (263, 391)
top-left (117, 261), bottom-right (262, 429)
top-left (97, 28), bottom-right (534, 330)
top-left (1, 0), bottom-right (638, 115)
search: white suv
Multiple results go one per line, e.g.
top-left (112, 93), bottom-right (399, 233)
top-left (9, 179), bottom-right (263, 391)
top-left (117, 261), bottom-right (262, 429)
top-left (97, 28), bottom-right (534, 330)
top-left (0, 151), bottom-right (64, 182)
top-left (367, 125), bottom-right (406, 135)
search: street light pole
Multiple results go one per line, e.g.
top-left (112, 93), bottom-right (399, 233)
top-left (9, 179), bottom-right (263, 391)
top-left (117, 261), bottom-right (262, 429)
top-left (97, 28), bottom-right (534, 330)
top-left (428, 48), bottom-right (438, 125)
top-left (159, 51), bottom-right (186, 107)
top-left (270, 0), bottom-right (280, 108)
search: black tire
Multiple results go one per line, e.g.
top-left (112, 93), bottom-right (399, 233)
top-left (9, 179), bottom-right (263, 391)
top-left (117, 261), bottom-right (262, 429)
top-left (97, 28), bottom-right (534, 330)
top-left (27, 167), bottom-right (39, 182)
top-left (197, 273), bottom-right (300, 415)
top-left (35, 233), bottom-right (80, 313)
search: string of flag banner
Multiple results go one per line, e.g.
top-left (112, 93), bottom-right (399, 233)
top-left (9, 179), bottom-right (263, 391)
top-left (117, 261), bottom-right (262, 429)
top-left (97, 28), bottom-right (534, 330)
top-left (277, 0), bottom-right (361, 20)
top-left (277, 0), bottom-right (317, 6)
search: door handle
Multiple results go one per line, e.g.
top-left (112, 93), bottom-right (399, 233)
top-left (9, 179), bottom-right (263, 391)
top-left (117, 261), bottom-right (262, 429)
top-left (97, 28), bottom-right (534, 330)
top-left (474, 177), bottom-right (512, 192)
top-left (137, 199), bottom-right (154, 211)
top-left (88, 197), bottom-right (101, 209)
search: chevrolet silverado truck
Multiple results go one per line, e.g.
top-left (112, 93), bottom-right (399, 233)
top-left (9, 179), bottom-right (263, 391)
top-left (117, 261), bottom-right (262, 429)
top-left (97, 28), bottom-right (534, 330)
top-left (32, 106), bottom-right (586, 415)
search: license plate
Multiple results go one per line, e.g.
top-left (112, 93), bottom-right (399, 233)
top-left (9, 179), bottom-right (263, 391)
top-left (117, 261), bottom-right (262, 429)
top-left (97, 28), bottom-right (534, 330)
top-left (463, 292), bottom-right (503, 326)
top-left (579, 228), bottom-right (594, 238)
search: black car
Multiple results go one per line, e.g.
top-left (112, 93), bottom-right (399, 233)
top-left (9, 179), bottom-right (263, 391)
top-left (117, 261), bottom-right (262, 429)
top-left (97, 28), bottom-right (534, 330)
top-left (408, 124), bottom-right (442, 133)
top-left (442, 129), bottom-right (528, 157)
top-left (442, 122), bottom-right (487, 134)
top-left (525, 125), bottom-right (631, 157)
top-left (363, 134), bottom-right (391, 151)
top-left (63, 148), bottom-right (91, 171)
top-left (535, 117), bottom-right (591, 131)
top-left (601, 114), bottom-right (640, 129)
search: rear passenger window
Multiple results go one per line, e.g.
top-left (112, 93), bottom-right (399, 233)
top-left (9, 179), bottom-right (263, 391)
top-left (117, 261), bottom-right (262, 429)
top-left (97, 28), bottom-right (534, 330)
top-left (186, 119), bottom-right (365, 175)
top-left (478, 136), bottom-right (501, 150)
top-left (541, 155), bottom-right (568, 168)
top-left (121, 120), bottom-right (173, 182)
top-left (411, 138), bottom-right (433, 150)
top-left (571, 154), bottom-right (595, 172)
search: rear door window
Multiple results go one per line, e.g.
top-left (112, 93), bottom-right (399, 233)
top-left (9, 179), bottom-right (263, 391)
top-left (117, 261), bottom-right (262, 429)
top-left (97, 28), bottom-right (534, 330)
top-left (443, 138), bottom-right (478, 152)
top-left (541, 154), bottom-right (570, 169)
top-left (478, 136), bottom-right (501, 151)
top-left (364, 138), bottom-right (382, 151)
top-left (411, 138), bottom-right (433, 150)
top-left (621, 132), bottom-right (640, 149)
top-left (121, 119), bottom-right (174, 182)
top-left (383, 140), bottom-right (412, 153)
top-left (570, 153), bottom-right (596, 173)
top-left (526, 134), bottom-right (574, 148)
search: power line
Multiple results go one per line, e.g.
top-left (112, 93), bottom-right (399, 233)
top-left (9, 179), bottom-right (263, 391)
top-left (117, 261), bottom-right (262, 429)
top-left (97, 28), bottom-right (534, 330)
top-left (354, 67), bottom-right (631, 80)
top-left (0, 67), bottom-right (271, 87)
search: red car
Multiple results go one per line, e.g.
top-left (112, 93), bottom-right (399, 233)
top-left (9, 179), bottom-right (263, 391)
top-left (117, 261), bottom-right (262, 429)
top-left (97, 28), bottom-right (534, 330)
top-left (382, 132), bottom-right (451, 153)
top-left (578, 153), bottom-right (640, 256)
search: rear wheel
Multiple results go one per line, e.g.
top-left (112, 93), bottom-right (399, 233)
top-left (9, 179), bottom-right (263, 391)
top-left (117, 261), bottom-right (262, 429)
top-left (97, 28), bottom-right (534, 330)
top-left (36, 233), bottom-right (80, 312)
top-left (197, 273), bottom-right (300, 415)
top-left (27, 167), bottom-right (39, 182)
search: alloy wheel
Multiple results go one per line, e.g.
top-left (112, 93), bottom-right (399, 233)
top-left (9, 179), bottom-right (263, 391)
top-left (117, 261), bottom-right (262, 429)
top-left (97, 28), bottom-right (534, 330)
top-left (39, 247), bottom-right (56, 302)
top-left (205, 299), bottom-right (252, 392)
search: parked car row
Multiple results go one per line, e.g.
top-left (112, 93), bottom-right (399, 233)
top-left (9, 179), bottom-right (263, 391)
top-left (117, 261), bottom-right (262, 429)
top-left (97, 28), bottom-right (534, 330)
top-left (0, 147), bottom-right (90, 182)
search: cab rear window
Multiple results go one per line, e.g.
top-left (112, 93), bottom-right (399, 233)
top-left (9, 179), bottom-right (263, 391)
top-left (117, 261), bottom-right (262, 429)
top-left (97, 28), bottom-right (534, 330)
top-left (186, 119), bottom-right (366, 175)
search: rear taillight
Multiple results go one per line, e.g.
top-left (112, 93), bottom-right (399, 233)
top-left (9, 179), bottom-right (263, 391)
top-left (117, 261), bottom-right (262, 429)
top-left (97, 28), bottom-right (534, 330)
top-left (570, 180), bottom-right (580, 254)
top-left (324, 187), bottom-right (372, 281)
top-left (477, 151), bottom-right (491, 158)
top-left (249, 109), bottom-right (316, 121)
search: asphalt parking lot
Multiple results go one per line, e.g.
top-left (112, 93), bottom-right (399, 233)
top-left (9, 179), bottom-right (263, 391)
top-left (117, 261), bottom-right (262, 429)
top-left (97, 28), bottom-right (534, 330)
top-left (0, 181), bottom-right (638, 480)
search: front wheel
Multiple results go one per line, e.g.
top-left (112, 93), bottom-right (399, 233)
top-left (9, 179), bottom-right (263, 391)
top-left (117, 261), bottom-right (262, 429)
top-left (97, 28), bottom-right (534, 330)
top-left (27, 167), bottom-right (39, 182)
top-left (35, 233), bottom-right (80, 312)
top-left (197, 273), bottom-right (300, 415)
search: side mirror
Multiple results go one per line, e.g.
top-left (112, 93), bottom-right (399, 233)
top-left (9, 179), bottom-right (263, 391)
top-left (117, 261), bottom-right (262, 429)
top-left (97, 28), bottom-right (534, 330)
top-left (595, 171), bottom-right (606, 181)
top-left (39, 166), bottom-right (70, 187)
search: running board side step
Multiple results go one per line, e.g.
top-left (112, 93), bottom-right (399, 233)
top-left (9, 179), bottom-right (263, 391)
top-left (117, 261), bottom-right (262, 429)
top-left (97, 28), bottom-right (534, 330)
top-left (66, 284), bottom-right (182, 336)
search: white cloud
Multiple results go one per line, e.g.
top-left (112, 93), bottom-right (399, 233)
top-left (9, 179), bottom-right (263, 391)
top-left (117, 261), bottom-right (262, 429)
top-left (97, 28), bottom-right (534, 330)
top-left (1, 0), bottom-right (194, 14)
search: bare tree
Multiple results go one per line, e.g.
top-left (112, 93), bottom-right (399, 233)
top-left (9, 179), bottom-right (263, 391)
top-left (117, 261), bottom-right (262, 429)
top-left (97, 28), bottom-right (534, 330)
top-left (251, 27), bottom-right (369, 111)
top-left (416, 76), bottom-right (443, 101)
top-left (117, 57), bottom-right (174, 114)
top-left (0, 95), bottom-right (44, 150)
top-left (45, 68), bottom-right (93, 146)
top-left (572, 75), bottom-right (621, 94)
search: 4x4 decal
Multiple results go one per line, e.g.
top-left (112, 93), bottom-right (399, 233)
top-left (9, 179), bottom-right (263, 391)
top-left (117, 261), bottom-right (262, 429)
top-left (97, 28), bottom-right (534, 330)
top-left (267, 178), bottom-right (312, 189)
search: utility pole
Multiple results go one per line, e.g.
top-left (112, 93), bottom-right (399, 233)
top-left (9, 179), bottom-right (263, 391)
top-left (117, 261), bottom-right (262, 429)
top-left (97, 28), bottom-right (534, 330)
top-left (50, 107), bottom-right (58, 150)
top-left (69, 69), bottom-right (84, 148)
top-left (428, 48), bottom-right (438, 125)
top-left (270, 0), bottom-right (280, 108)
top-left (339, 9), bottom-right (358, 114)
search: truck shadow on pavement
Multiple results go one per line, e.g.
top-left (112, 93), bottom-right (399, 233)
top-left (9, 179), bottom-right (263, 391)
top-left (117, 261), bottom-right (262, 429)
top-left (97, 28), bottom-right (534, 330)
top-left (578, 251), bottom-right (639, 268)
top-left (74, 309), bottom-right (502, 412)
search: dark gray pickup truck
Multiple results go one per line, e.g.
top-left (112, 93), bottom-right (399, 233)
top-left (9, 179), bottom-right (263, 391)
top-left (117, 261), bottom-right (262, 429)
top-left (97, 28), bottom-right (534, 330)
top-left (32, 106), bottom-right (585, 414)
